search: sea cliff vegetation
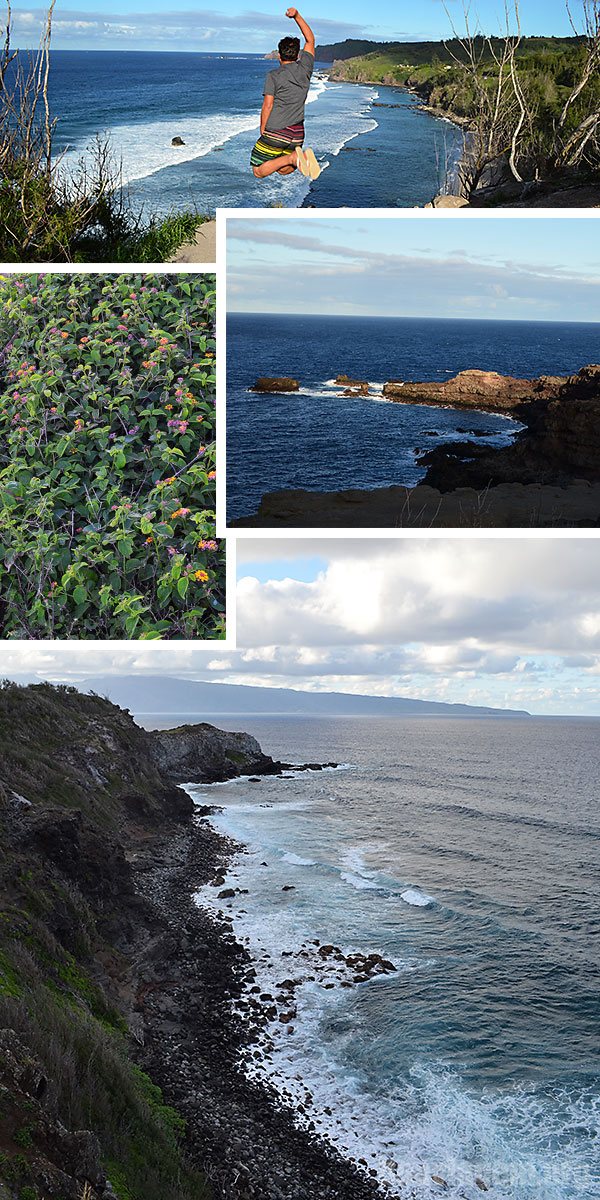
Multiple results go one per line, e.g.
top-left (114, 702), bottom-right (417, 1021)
top-left (0, 2), bottom-right (207, 262)
top-left (0, 273), bottom-right (223, 640)
top-left (0, 682), bottom-right (346, 1200)
top-left (325, 6), bottom-right (600, 200)
top-left (0, 681), bottom-right (210, 1200)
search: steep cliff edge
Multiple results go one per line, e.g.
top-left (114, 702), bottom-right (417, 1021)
top-left (421, 364), bottom-right (600, 492)
top-left (0, 683), bottom-right (359, 1200)
top-left (0, 683), bottom-right (207, 1200)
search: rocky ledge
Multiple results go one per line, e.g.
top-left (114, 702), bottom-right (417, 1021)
top-left (382, 368), bottom-right (565, 413)
top-left (232, 480), bottom-right (600, 528)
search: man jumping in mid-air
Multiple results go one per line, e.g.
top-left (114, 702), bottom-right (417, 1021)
top-left (250, 7), bottom-right (321, 181)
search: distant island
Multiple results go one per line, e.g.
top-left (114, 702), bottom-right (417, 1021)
top-left (315, 33), bottom-right (600, 206)
top-left (75, 674), bottom-right (531, 719)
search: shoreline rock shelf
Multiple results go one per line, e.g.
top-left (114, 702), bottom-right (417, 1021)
top-left (235, 364), bottom-right (600, 528)
top-left (382, 368), bottom-right (565, 413)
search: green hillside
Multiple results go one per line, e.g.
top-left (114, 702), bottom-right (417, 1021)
top-left (316, 34), bottom-right (584, 63)
top-left (324, 34), bottom-right (600, 196)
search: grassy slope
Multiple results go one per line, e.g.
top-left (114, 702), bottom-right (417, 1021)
top-left (324, 36), bottom-right (594, 128)
top-left (0, 682), bottom-right (209, 1200)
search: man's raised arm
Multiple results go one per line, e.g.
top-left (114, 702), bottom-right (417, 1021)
top-left (285, 7), bottom-right (315, 55)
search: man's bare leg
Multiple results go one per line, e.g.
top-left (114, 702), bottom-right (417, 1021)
top-left (253, 150), bottom-right (298, 179)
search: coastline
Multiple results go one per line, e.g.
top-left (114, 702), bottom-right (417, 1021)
top-left (229, 363), bottom-right (600, 528)
top-left (133, 795), bottom-right (389, 1200)
top-left (323, 70), bottom-right (466, 199)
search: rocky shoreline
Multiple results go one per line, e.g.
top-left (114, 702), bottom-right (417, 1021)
top-left (0, 683), bottom-right (393, 1200)
top-left (133, 808), bottom-right (393, 1200)
top-left (236, 365), bottom-right (600, 528)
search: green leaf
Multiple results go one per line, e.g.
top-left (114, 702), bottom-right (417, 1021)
top-left (177, 576), bottom-right (189, 599)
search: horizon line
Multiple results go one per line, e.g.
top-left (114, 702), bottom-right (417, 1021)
top-left (229, 311), bottom-right (600, 327)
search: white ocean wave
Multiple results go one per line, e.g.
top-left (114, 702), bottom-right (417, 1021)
top-left (61, 72), bottom-right (329, 187)
top-left (401, 887), bottom-right (435, 908)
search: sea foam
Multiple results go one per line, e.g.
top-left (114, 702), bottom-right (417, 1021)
top-left (401, 888), bottom-right (435, 907)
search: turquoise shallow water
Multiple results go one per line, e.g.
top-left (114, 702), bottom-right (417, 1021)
top-left (181, 715), bottom-right (600, 1200)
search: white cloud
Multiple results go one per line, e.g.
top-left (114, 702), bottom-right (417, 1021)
top-left (10, 7), bottom-right (371, 49)
top-left (1, 541), bottom-right (599, 716)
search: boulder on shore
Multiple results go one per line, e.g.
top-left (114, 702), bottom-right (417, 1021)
top-left (251, 377), bottom-right (300, 393)
top-left (425, 194), bottom-right (469, 208)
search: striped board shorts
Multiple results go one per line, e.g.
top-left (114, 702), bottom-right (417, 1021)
top-left (250, 122), bottom-right (305, 168)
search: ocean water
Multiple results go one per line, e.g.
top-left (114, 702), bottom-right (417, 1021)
top-left (226, 314), bottom-right (600, 519)
top-left (42, 51), bottom-right (458, 213)
top-left (180, 715), bottom-right (600, 1200)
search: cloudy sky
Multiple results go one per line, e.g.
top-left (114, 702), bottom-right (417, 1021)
top-left (228, 217), bottom-right (600, 322)
top-left (10, 0), bottom-right (583, 52)
top-left (2, 539), bottom-right (600, 716)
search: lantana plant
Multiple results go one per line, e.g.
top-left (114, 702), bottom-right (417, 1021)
top-left (0, 273), bottom-right (223, 639)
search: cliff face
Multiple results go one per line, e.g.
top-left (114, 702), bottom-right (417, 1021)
top-left (528, 365), bottom-right (600, 477)
top-left (422, 364), bottom-right (600, 490)
top-left (0, 681), bottom-right (192, 827)
top-left (0, 683), bottom-right (287, 1200)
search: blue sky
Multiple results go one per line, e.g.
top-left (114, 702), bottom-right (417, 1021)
top-left (227, 217), bottom-right (600, 322)
top-left (10, 0), bottom-right (586, 51)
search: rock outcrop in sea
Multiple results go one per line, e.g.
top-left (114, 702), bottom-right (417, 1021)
top-left (251, 377), bottom-right (300, 393)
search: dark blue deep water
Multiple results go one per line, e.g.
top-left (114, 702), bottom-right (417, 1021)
top-left (162, 714), bottom-right (600, 1200)
top-left (226, 314), bottom-right (600, 519)
top-left (41, 52), bottom-right (458, 213)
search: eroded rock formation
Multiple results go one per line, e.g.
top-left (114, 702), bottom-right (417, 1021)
top-left (383, 369), bottom-right (565, 413)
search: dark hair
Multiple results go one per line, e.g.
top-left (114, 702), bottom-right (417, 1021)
top-left (278, 35), bottom-right (300, 61)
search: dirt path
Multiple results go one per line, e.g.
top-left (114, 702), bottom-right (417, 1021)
top-left (170, 219), bottom-right (216, 263)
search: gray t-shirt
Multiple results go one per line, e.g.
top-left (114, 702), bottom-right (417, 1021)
top-left (263, 49), bottom-right (314, 131)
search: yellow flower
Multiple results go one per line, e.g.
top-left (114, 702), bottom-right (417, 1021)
top-left (194, 570), bottom-right (209, 582)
